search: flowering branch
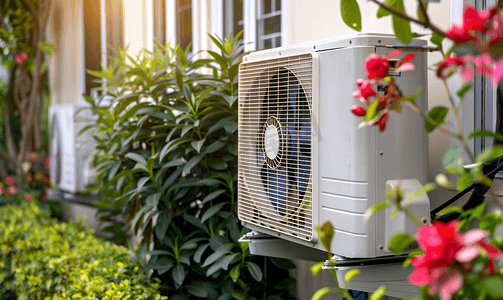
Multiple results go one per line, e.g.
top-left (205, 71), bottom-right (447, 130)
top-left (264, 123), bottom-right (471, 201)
top-left (368, 0), bottom-right (446, 37)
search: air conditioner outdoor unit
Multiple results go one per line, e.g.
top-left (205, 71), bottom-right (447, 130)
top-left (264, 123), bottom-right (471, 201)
top-left (237, 33), bottom-right (430, 260)
top-left (49, 104), bottom-right (97, 194)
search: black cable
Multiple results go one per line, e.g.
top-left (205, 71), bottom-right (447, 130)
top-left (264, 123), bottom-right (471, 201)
top-left (430, 157), bottom-right (503, 220)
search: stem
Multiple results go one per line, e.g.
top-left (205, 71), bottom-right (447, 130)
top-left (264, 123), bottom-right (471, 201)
top-left (441, 79), bottom-right (476, 163)
top-left (369, 0), bottom-right (446, 37)
top-left (404, 101), bottom-right (460, 138)
top-left (404, 207), bottom-right (424, 227)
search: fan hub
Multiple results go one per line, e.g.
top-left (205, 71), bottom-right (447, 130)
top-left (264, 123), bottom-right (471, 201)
top-left (264, 125), bottom-right (279, 159)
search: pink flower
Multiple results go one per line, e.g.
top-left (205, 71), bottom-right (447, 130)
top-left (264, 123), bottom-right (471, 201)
top-left (14, 52), bottom-right (28, 64)
top-left (438, 56), bottom-right (467, 80)
top-left (350, 105), bottom-right (367, 117)
top-left (5, 176), bottom-right (15, 185)
top-left (29, 154), bottom-right (36, 163)
top-left (364, 54), bottom-right (390, 79)
top-left (445, 6), bottom-right (498, 44)
top-left (24, 194), bottom-right (32, 201)
top-left (0, 185), bottom-right (3, 195)
top-left (409, 221), bottom-right (463, 286)
top-left (8, 185), bottom-right (17, 195)
top-left (44, 157), bottom-right (51, 166)
top-left (430, 269), bottom-right (464, 300)
top-left (351, 80), bottom-right (376, 105)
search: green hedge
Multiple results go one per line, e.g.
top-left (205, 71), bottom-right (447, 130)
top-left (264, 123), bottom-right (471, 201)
top-left (0, 201), bottom-right (167, 300)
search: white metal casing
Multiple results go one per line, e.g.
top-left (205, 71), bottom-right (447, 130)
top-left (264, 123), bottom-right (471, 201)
top-left (49, 104), bottom-right (97, 194)
top-left (238, 33), bottom-right (430, 259)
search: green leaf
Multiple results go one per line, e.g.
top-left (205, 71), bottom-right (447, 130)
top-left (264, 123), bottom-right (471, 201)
top-left (435, 173), bottom-right (453, 189)
top-left (482, 277), bottom-right (503, 298)
top-left (457, 172), bottom-right (475, 192)
top-left (377, 0), bottom-right (395, 18)
top-left (430, 32), bottom-right (445, 48)
top-left (315, 221), bottom-right (335, 253)
top-left (191, 138), bottom-right (206, 154)
top-left (131, 205), bottom-right (152, 233)
top-left (468, 130), bottom-right (503, 142)
top-left (436, 206), bottom-right (463, 218)
top-left (476, 145), bottom-right (503, 163)
top-left (201, 140), bottom-right (227, 155)
top-left (310, 261), bottom-right (324, 276)
top-left (200, 202), bottom-right (227, 223)
top-left (194, 244), bottom-right (210, 263)
top-left (107, 159), bottom-right (123, 181)
top-left (202, 190), bottom-right (226, 204)
top-left (344, 269), bottom-right (360, 282)
top-left (457, 83), bottom-right (473, 99)
top-left (208, 158), bottom-right (228, 170)
top-left (340, 0), bottom-right (362, 31)
top-left (230, 264), bottom-right (240, 283)
top-left (220, 253), bottom-right (239, 270)
top-left (443, 146), bottom-right (464, 168)
top-left (137, 176), bottom-right (151, 193)
top-left (424, 106), bottom-right (449, 133)
top-left (364, 201), bottom-right (389, 221)
top-left (182, 155), bottom-right (203, 177)
top-left (388, 232), bottom-right (416, 255)
top-left (364, 100), bottom-right (379, 122)
top-left (146, 192), bottom-right (161, 208)
top-left (202, 243), bottom-right (234, 267)
top-left (125, 152), bottom-right (147, 166)
top-left (155, 211), bottom-right (173, 241)
top-left (402, 86), bottom-right (422, 102)
top-left (270, 257), bottom-right (296, 270)
top-left (246, 262), bottom-right (263, 282)
top-left (172, 265), bottom-right (186, 286)
top-left (39, 40), bottom-right (55, 55)
top-left (393, 14), bottom-right (412, 44)
top-left (312, 288), bottom-right (339, 300)
top-left (186, 281), bottom-right (209, 298)
top-left (369, 286), bottom-right (387, 300)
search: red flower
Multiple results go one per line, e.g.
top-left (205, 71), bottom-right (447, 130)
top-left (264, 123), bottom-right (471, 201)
top-left (350, 105), bottom-right (367, 117)
top-left (44, 176), bottom-right (50, 184)
top-left (0, 185), bottom-right (3, 195)
top-left (368, 109), bottom-right (389, 132)
top-left (44, 157), bottom-right (51, 166)
top-left (14, 52), bottom-right (28, 65)
top-left (24, 194), bottom-right (32, 201)
top-left (364, 54), bottom-right (389, 79)
top-left (29, 154), bottom-right (36, 163)
top-left (5, 176), bottom-right (15, 185)
top-left (351, 80), bottom-right (376, 105)
top-left (41, 194), bottom-right (48, 202)
top-left (8, 185), bottom-right (17, 195)
top-left (27, 173), bottom-right (33, 181)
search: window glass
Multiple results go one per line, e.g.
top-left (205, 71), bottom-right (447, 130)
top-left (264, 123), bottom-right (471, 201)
top-left (258, 0), bottom-right (281, 49)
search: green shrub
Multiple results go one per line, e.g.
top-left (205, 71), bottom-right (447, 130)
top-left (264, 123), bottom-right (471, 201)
top-left (85, 34), bottom-right (297, 299)
top-left (0, 201), bottom-right (166, 300)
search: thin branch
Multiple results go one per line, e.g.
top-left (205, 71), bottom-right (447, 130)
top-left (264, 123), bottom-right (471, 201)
top-left (418, 0), bottom-right (430, 27)
top-left (369, 0), bottom-right (446, 37)
top-left (404, 101), bottom-right (460, 139)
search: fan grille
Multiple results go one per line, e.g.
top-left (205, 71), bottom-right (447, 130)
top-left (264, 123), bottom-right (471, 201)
top-left (238, 54), bottom-right (314, 241)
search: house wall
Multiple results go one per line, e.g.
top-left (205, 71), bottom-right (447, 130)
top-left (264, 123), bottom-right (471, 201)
top-left (47, 1), bottom-right (503, 299)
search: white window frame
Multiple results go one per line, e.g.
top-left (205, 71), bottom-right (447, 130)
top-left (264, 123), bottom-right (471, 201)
top-left (212, 0), bottom-right (288, 53)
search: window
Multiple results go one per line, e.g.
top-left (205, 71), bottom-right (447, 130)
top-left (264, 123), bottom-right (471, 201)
top-left (257, 0), bottom-right (282, 49)
top-left (83, 0), bottom-right (123, 95)
top-left (215, 0), bottom-right (287, 53)
top-left (223, 0), bottom-right (244, 44)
